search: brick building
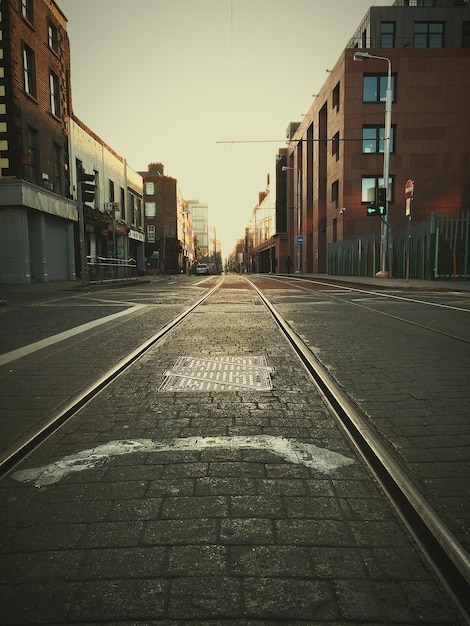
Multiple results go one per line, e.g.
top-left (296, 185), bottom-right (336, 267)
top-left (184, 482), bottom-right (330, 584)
top-left (0, 0), bottom-right (76, 282)
top-left (276, 0), bottom-right (470, 276)
top-left (141, 163), bottom-right (192, 274)
top-left (0, 0), bottom-right (145, 283)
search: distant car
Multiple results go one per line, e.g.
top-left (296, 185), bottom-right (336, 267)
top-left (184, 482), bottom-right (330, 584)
top-left (195, 263), bottom-right (210, 275)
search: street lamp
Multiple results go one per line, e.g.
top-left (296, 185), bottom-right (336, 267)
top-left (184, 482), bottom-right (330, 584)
top-left (282, 165), bottom-right (302, 273)
top-left (354, 51), bottom-right (392, 278)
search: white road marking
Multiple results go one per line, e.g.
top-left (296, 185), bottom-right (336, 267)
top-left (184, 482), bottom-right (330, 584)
top-left (0, 305), bottom-right (145, 366)
top-left (12, 435), bottom-right (354, 488)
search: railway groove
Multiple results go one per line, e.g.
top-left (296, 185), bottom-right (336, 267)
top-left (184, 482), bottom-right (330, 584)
top-left (245, 276), bottom-right (470, 622)
top-left (1, 273), bottom-right (468, 624)
top-left (0, 278), bottom-right (222, 481)
top-left (260, 274), bottom-right (470, 344)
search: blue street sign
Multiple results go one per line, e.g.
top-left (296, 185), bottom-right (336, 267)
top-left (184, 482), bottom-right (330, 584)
top-left (296, 236), bottom-right (304, 243)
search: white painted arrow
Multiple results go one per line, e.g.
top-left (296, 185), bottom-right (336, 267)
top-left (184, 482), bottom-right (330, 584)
top-left (12, 435), bottom-right (354, 488)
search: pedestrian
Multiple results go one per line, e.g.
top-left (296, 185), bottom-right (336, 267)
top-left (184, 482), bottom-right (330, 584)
top-left (285, 255), bottom-right (292, 274)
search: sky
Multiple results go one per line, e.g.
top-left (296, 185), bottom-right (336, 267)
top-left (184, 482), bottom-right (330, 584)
top-left (56, 0), bottom-right (393, 257)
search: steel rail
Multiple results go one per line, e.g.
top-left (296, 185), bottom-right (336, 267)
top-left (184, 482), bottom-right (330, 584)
top-left (265, 274), bottom-right (470, 344)
top-left (245, 276), bottom-right (470, 623)
top-left (280, 274), bottom-right (470, 313)
top-left (0, 277), bottom-right (224, 480)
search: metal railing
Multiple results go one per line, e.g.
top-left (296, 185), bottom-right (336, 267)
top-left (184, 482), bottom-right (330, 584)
top-left (86, 256), bottom-right (137, 285)
top-left (328, 211), bottom-right (470, 280)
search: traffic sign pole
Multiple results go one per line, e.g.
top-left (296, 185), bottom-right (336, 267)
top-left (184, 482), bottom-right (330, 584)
top-left (405, 180), bottom-right (414, 282)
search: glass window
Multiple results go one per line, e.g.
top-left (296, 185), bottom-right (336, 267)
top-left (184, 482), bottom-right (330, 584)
top-left (362, 126), bottom-right (394, 153)
top-left (363, 75), bottom-right (395, 103)
top-left (332, 131), bottom-right (340, 160)
top-left (414, 22), bottom-right (444, 48)
top-left (147, 225), bottom-right (156, 243)
top-left (50, 72), bottom-right (60, 116)
top-left (27, 126), bottom-right (39, 185)
top-left (23, 44), bottom-right (36, 97)
top-left (463, 22), bottom-right (470, 48)
top-left (381, 22), bottom-right (395, 48)
top-left (361, 176), bottom-right (393, 203)
top-left (21, 0), bottom-right (33, 23)
top-left (145, 202), bottom-right (156, 217)
top-left (145, 182), bottom-right (154, 195)
top-left (120, 188), bottom-right (126, 221)
top-left (331, 180), bottom-right (339, 206)
top-left (332, 82), bottom-right (340, 111)
top-left (53, 142), bottom-right (62, 194)
top-left (48, 22), bottom-right (59, 53)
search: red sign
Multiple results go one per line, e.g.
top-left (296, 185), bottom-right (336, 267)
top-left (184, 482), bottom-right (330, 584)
top-left (405, 179), bottom-right (414, 199)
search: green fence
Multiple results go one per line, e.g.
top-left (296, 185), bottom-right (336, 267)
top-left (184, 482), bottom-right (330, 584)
top-left (328, 211), bottom-right (470, 280)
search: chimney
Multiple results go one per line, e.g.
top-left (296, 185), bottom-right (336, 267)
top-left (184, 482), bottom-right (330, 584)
top-left (149, 162), bottom-right (164, 176)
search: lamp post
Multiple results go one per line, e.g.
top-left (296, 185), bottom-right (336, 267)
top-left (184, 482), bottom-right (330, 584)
top-left (354, 51), bottom-right (392, 278)
top-left (282, 165), bottom-right (302, 273)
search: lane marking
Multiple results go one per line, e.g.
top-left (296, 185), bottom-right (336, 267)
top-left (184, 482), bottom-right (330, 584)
top-left (280, 277), bottom-right (470, 313)
top-left (0, 305), bottom-right (145, 366)
top-left (11, 436), bottom-right (355, 488)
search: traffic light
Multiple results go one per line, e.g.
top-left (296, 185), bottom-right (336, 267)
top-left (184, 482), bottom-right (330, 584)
top-left (366, 204), bottom-right (381, 216)
top-left (377, 187), bottom-right (387, 215)
top-left (80, 170), bottom-right (95, 204)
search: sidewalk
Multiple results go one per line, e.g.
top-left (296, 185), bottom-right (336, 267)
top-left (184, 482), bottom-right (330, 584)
top-left (1, 273), bottom-right (469, 309)
top-left (0, 276), bottom-right (155, 307)
top-left (288, 273), bottom-right (470, 292)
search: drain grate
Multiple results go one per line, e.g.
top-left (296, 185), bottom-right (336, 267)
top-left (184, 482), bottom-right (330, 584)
top-left (159, 355), bottom-right (273, 391)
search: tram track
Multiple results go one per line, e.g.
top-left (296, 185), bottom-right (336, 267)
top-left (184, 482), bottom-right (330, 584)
top-left (0, 278), bottom-right (223, 481)
top-left (245, 275), bottom-right (470, 623)
top-left (1, 273), bottom-right (469, 622)
top-left (259, 274), bottom-right (470, 345)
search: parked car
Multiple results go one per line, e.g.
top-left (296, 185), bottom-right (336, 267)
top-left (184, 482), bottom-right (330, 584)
top-left (195, 263), bottom-right (210, 275)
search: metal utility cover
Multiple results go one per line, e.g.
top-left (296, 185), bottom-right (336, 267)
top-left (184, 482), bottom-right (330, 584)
top-left (159, 355), bottom-right (273, 391)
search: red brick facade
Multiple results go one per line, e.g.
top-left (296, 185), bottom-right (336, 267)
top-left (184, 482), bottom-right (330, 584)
top-left (283, 21), bottom-right (470, 274)
top-left (1, 0), bottom-right (71, 194)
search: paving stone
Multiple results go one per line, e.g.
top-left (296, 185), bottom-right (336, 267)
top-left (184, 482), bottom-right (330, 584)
top-left (0, 276), bottom-right (465, 624)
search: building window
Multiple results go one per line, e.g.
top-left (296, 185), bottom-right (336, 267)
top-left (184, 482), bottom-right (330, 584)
top-left (21, 0), bottom-right (33, 23)
top-left (136, 197), bottom-right (142, 228)
top-left (93, 170), bottom-right (100, 209)
top-left (332, 82), bottom-right (340, 111)
top-left (23, 44), bottom-right (36, 97)
top-left (121, 187), bottom-right (126, 221)
top-left (53, 142), bottom-right (62, 194)
top-left (332, 131), bottom-right (340, 161)
top-left (381, 22), bottom-right (395, 48)
top-left (414, 22), bottom-right (444, 48)
top-left (331, 180), bottom-right (339, 208)
top-left (145, 202), bottom-right (156, 217)
top-left (362, 126), bottom-right (394, 154)
top-left (50, 71), bottom-right (60, 117)
top-left (128, 192), bottom-right (140, 227)
top-left (27, 126), bottom-right (39, 185)
top-left (147, 225), bottom-right (156, 243)
top-left (462, 21), bottom-right (470, 47)
top-left (363, 74), bottom-right (395, 103)
top-left (361, 176), bottom-right (393, 204)
top-left (145, 182), bottom-right (155, 195)
top-left (109, 179), bottom-right (115, 202)
top-left (48, 22), bottom-right (59, 53)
